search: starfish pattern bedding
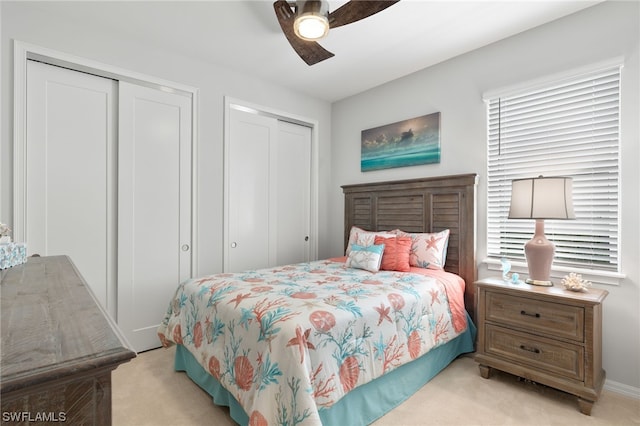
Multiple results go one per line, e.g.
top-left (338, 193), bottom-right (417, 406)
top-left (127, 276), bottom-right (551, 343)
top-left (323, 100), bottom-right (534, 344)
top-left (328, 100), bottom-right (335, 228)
top-left (157, 258), bottom-right (467, 425)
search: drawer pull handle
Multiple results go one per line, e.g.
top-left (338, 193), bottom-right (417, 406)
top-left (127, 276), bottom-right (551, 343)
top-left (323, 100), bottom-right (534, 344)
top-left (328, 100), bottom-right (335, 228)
top-left (520, 310), bottom-right (540, 318)
top-left (520, 344), bottom-right (541, 354)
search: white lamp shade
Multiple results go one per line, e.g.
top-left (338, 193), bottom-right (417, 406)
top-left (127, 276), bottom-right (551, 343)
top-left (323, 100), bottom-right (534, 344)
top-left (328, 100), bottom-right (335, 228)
top-left (509, 176), bottom-right (575, 220)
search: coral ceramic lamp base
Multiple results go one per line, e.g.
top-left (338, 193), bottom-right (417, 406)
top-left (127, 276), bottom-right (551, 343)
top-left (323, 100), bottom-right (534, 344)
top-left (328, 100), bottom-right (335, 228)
top-left (524, 220), bottom-right (555, 287)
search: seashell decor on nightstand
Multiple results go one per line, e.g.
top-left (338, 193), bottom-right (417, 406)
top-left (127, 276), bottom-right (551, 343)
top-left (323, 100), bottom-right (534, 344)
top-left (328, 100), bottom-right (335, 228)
top-left (561, 272), bottom-right (592, 292)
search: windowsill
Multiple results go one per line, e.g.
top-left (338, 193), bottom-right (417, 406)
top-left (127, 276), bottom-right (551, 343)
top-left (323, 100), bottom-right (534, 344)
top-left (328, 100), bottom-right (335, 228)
top-left (481, 258), bottom-right (626, 286)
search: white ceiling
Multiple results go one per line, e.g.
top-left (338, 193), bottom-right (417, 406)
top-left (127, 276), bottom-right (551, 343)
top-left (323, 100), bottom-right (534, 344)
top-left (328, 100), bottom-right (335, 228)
top-left (31, 0), bottom-right (601, 102)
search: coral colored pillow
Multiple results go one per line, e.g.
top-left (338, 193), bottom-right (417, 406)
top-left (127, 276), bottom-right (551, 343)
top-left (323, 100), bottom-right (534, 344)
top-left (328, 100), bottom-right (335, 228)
top-left (374, 235), bottom-right (412, 272)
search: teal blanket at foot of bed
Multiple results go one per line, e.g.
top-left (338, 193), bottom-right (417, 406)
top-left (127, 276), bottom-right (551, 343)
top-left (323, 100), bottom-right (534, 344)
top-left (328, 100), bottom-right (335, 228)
top-left (174, 317), bottom-right (476, 426)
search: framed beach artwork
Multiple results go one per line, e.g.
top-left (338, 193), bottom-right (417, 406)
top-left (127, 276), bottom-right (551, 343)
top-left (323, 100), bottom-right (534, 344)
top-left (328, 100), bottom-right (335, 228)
top-left (361, 112), bottom-right (441, 172)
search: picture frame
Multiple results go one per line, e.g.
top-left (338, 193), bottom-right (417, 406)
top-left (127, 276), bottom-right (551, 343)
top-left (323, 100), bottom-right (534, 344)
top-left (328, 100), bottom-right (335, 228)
top-left (361, 112), bottom-right (441, 172)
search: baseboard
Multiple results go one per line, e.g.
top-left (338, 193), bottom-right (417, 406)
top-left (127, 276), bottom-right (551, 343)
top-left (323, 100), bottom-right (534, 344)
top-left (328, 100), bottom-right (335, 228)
top-left (604, 379), bottom-right (640, 399)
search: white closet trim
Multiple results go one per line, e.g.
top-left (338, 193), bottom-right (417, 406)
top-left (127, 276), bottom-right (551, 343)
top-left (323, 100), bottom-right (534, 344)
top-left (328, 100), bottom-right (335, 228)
top-left (12, 40), bottom-right (200, 275)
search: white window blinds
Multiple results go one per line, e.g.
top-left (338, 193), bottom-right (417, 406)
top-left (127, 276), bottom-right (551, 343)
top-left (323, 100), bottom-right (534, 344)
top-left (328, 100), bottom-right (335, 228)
top-left (486, 65), bottom-right (621, 272)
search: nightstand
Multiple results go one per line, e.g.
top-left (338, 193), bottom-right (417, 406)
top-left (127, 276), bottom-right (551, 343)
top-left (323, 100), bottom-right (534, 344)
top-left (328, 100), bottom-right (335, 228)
top-left (474, 277), bottom-right (608, 415)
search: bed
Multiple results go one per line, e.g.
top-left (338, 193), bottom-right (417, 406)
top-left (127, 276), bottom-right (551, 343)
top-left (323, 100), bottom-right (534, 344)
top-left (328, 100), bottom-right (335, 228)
top-left (158, 174), bottom-right (478, 425)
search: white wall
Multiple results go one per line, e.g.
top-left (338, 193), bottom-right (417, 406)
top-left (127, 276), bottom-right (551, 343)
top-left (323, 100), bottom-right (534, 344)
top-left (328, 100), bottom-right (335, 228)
top-left (0, 2), bottom-right (332, 276)
top-left (330, 1), bottom-right (639, 394)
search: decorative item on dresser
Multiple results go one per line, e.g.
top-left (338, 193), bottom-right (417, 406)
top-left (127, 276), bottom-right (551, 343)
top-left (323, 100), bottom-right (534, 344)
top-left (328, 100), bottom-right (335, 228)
top-left (474, 277), bottom-right (608, 415)
top-left (1, 256), bottom-right (136, 424)
top-left (0, 221), bottom-right (27, 270)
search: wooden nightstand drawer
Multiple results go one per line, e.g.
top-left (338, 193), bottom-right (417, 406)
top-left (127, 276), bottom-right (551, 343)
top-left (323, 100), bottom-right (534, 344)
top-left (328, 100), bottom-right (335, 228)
top-left (485, 324), bottom-right (584, 381)
top-left (486, 291), bottom-right (584, 342)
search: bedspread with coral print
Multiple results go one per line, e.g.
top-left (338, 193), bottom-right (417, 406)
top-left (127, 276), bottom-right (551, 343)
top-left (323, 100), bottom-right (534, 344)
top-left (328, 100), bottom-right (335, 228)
top-left (157, 259), bottom-right (467, 425)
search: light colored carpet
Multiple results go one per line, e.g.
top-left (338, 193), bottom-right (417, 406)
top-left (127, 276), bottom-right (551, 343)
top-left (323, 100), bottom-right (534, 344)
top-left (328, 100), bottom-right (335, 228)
top-left (112, 346), bottom-right (639, 425)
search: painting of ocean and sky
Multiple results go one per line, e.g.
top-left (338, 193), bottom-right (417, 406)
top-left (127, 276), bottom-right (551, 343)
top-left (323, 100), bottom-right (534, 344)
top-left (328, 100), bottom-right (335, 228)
top-left (361, 112), bottom-right (441, 172)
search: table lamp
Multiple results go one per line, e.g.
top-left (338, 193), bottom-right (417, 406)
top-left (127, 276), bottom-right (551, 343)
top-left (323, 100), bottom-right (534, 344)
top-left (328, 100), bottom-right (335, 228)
top-left (508, 176), bottom-right (575, 286)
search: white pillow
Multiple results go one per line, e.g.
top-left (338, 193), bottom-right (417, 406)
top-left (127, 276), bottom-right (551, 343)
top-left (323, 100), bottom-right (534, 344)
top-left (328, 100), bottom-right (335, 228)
top-left (345, 243), bottom-right (385, 273)
top-left (394, 229), bottom-right (450, 270)
top-left (345, 226), bottom-right (394, 256)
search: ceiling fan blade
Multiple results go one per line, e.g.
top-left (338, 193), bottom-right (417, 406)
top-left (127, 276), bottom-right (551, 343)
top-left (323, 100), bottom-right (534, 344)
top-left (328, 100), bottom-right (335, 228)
top-left (329, 1), bottom-right (400, 28)
top-left (273, 0), bottom-right (335, 65)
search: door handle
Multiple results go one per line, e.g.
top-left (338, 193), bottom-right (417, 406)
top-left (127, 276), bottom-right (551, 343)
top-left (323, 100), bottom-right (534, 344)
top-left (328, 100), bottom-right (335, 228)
top-left (231, 242), bottom-right (237, 248)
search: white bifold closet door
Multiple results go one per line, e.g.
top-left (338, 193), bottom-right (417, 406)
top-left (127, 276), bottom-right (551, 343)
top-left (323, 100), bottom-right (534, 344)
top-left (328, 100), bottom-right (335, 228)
top-left (24, 61), bottom-right (192, 352)
top-left (227, 107), bottom-right (311, 272)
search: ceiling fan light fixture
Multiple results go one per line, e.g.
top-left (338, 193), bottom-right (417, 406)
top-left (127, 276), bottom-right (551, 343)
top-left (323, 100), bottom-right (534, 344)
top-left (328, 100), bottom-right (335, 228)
top-left (293, 1), bottom-right (330, 41)
top-left (274, 0), bottom-right (399, 65)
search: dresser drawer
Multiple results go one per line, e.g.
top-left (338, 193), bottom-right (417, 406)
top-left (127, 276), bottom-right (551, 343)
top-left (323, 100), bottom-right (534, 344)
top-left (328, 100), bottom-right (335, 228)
top-left (485, 291), bottom-right (584, 341)
top-left (485, 324), bottom-right (584, 381)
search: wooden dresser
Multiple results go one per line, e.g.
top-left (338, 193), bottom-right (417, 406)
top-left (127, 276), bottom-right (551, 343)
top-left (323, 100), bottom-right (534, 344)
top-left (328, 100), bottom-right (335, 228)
top-left (1, 256), bottom-right (136, 425)
top-left (474, 277), bottom-right (608, 415)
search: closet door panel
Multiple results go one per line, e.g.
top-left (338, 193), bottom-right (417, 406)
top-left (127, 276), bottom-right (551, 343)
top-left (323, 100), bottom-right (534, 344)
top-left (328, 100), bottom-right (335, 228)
top-left (227, 108), bottom-right (276, 272)
top-left (118, 82), bottom-right (192, 352)
top-left (276, 121), bottom-right (311, 265)
top-left (25, 60), bottom-right (117, 317)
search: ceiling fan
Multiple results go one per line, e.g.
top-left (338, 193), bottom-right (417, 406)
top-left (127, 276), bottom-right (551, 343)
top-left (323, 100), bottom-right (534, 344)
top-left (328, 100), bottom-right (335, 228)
top-left (273, 0), bottom-right (400, 66)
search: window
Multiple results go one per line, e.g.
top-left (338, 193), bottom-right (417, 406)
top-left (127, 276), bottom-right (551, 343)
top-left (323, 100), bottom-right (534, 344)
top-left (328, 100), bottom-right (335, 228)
top-left (486, 65), bottom-right (621, 273)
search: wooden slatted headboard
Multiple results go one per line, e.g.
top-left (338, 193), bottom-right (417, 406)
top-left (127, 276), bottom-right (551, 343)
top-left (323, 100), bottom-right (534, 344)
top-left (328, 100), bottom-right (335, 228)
top-left (342, 174), bottom-right (478, 318)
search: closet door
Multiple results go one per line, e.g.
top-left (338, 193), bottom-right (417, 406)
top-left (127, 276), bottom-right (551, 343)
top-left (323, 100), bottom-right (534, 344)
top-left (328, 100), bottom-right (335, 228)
top-left (276, 121), bottom-right (311, 265)
top-left (117, 82), bottom-right (192, 352)
top-left (226, 107), bottom-right (311, 272)
top-left (25, 60), bottom-right (117, 318)
top-left (227, 108), bottom-right (277, 272)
